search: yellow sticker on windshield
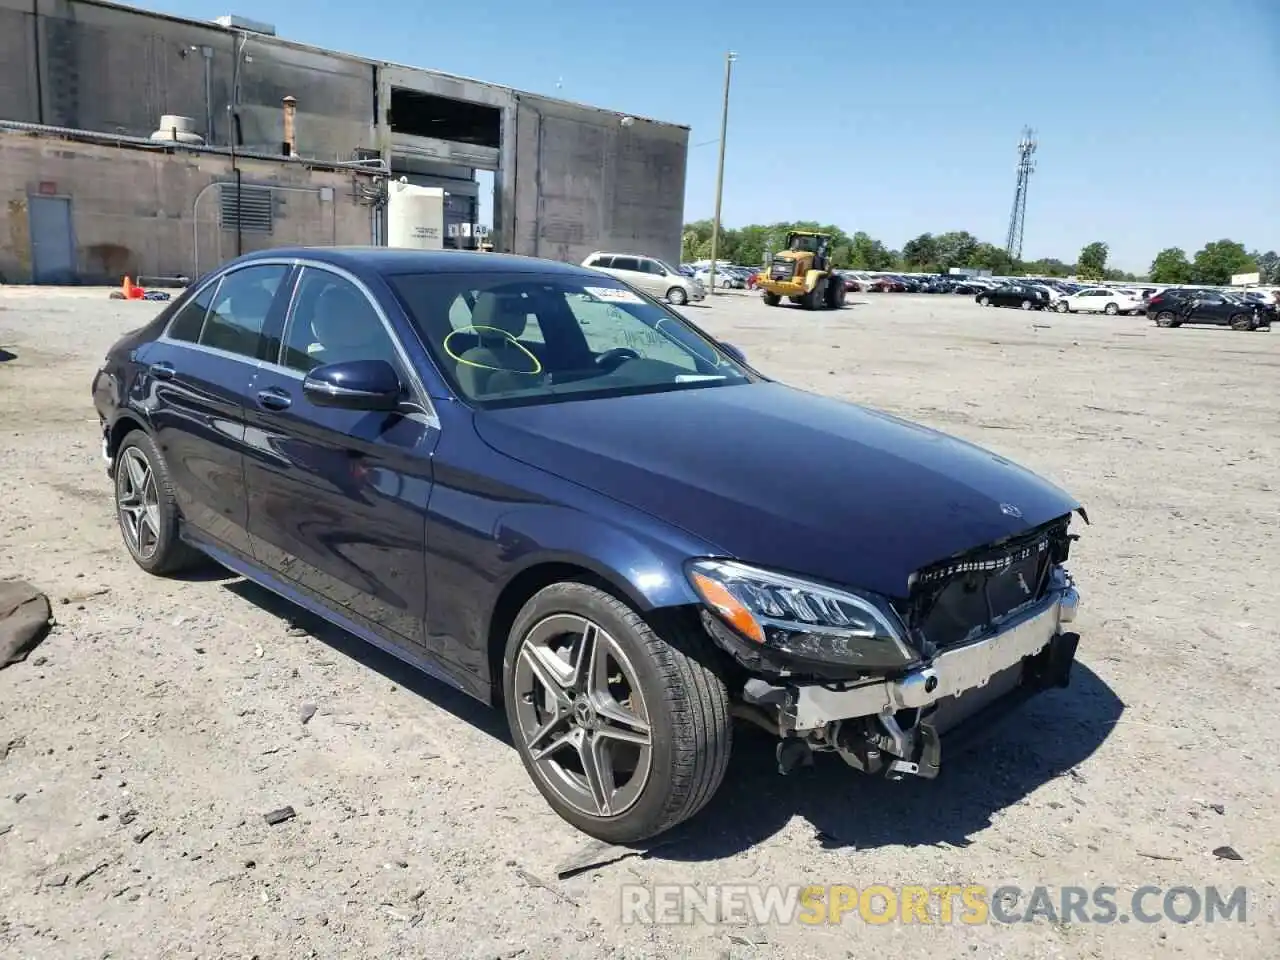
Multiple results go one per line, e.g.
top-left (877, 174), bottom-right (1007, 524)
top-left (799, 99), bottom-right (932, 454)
top-left (585, 286), bottom-right (644, 304)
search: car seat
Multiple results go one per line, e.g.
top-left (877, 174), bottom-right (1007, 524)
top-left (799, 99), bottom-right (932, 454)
top-left (453, 292), bottom-right (543, 396)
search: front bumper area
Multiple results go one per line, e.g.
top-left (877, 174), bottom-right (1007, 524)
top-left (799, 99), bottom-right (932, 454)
top-left (741, 578), bottom-right (1081, 780)
top-left (759, 280), bottom-right (806, 297)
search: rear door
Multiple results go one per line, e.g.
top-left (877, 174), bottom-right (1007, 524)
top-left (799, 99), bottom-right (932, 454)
top-left (241, 264), bottom-right (440, 645)
top-left (137, 260), bottom-right (293, 556)
top-left (606, 256), bottom-right (652, 294)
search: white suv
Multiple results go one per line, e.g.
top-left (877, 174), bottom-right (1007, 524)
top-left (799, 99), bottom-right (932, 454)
top-left (581, 253), bottom-right (706, 305)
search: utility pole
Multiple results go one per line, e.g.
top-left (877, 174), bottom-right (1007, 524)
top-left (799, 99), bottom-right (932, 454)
top-left (707, 51), bottom-right (736, 296)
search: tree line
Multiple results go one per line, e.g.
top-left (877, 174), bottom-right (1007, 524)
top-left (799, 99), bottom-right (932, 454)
top-left (681, 220), bottom-right (1278, 286)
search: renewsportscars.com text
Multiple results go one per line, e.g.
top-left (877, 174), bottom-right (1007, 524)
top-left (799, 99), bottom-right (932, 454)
top-left (620, 884), bottom-right (1248, 926)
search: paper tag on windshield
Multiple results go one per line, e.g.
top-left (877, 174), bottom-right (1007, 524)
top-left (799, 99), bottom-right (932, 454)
top-left (675, 374), bottom-right (724, 383)
top-left (585, 286), bottom-right (644, 304)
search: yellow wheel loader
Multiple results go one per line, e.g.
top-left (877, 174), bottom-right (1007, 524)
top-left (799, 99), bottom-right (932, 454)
top-left (758, 231), bottom-right (847, 310)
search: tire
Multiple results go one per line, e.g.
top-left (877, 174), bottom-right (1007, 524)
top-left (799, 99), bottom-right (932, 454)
top-left (1020, 299), bottom-right (1033, 310)
top-left (1054, 300), bottom-right (1069, 313)
top-left (113, 430), bottom-right (204, 576)
top-left (503, 582), bottom-right (732, 843)
top-left (762, 292), bottom-right (781, 306)
top-left (1229, 312), bottom-right (1256, 331)
top-left (824, 276), bottom-right (846, 308)
top-left (1154, 311), bottom-right (1179, 328)
top-left (1104, 302), bottom-right (1119, 316)
top-left (667, 287), bottom-right (688, 306)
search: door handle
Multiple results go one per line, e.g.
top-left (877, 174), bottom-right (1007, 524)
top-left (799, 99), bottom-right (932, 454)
top-left (148, 362), bottom-right (175, 381)
top-left (256, 388), bottom-right (292, 411)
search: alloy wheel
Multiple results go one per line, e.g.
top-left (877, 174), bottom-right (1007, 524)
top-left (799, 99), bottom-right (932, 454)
top-left (117, 447), bottom-right (161, 560)
top-left (512, 614), bottom-right (653, 818)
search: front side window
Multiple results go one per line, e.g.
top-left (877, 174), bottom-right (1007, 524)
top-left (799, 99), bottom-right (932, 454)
top-left (279, 268), bottom-right (401, 373)
top-left (199, 264), bottom-right (288, 359)
top-left (611, 257), bottom-right (641, 273)
top-left (388, 271), bottom-right (754, 407)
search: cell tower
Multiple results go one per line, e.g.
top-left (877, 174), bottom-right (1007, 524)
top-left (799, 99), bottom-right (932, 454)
top-left (1004, 127), bottom-right (1037, 261)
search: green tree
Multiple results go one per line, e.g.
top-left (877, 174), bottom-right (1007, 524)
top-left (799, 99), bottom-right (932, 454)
top-left (1253, 250), bottom-right (1279, 285)
top-left (1022, 258), bottom-right (1072, 277)
top-left (933, 231), bottom-right (980, 271)
top-left (1148, 247), bottom-right (1192, 284)
top-left (901, 233), bottom-right (939, 271)
top-left (848, 231), bottom-right (895, 270)
top-left (1076, 241), bottom-right (1109, 280)
top-left (969, 242), bottom-right (1017, 275)
top-left (1191, 240), bottom-right (1256, 285)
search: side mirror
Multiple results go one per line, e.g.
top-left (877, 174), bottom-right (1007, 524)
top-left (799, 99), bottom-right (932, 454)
top-left (720, 342), bottom-right (747, 365)
top-left (303, 359), bottom-right (403, 411)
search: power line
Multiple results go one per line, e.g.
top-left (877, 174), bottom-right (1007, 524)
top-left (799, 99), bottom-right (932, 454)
top-left (1005, 127), bottom-right (1037, 261)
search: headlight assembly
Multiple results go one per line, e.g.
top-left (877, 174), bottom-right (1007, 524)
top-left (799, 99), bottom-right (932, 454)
top-left (687, 559), bottom-right (917, 670)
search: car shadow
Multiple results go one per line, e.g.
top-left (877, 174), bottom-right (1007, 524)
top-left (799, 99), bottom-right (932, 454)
top-left (211, 573), bottom-right (1120, 857)
top-left (0, 347), bottom-right (16, 363)
top-left (649, 662), bottom-right (1122, 860)
top-left (219, 576), bottom-right (510, 743)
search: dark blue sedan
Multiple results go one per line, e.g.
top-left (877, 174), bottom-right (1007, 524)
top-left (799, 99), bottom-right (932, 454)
top-left (93, 247), bottom-right (1085, 842)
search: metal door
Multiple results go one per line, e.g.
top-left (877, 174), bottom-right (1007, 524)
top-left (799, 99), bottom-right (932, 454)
top-left (28, 196), bottom-right (76, 284)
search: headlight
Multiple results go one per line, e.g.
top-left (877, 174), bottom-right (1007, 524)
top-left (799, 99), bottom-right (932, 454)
top-left (687, 559), bottom-right (916, 669)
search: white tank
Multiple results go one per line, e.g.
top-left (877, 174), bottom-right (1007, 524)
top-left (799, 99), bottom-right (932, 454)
top-left (150, 115), bottom-right (205, 144)
top-left (387, 182), bottom-right (445, 250)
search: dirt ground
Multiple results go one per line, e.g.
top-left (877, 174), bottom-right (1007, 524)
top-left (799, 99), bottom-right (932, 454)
top-left (1, 285), bottom-right (1277, 959)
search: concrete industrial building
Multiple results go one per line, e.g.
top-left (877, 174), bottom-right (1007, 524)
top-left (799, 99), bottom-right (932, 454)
top-left (0, 0), bottom-right (689, 283)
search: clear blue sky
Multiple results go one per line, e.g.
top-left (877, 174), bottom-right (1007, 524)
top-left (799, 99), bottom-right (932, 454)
top-left (144, 0), bottom-right (1277, 272)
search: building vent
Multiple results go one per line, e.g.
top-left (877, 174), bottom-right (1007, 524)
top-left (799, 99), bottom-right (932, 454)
top-left (219, 184), bottom-right (274, 234)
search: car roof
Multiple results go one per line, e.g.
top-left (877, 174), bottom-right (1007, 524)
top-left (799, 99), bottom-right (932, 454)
top-left (238, 246), bottom-right (598, 278)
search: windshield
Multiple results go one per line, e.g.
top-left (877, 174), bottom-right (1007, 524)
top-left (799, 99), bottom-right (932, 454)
top-left (388, 271), bottom-right (755, 408)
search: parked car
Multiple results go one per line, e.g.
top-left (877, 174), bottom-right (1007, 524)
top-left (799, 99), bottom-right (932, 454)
top-left (582, 252), bottom-right (705, 305)
top-left (1148, 289), bottom-right (1273, 331)
top-left (976, 284), bottom-right (1052, 310)
top-left (1052, 286), bottom-right (1145, 316)
top-left (92, 247), bottom-right (1087, 843)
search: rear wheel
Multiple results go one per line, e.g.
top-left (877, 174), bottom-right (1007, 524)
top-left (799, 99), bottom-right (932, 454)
top-left (503, 583), bottom-right (732, 843)
top-left (1229, 312), bottom-right (1256, 331)
top-left (667, 287), bottom-right (688, 306)
top-left (1020, 299), bottom-right (1033, 310)
top-left (978, 296), bottom-right (990, 307)
top-left (113, 430), bottom-right (204, 576)
top-left (1104, 302), bottom-right (1119, 316)
top-left (1154, 311), bottom-right (1180, 328)
top-left (762, 291), bottom-right (781, 306)
top-left (1054, 300), bottom-right (1069, 313)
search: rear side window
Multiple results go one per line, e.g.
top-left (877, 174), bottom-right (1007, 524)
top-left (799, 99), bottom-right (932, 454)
top-left (167, 282), bottom-right (220, 342)
top-left (586, 256), bottom-right (612, 268)
top-left (199, 265), bottom-right (288, 359)
top-left (611, 257), bottom-right (641, 272)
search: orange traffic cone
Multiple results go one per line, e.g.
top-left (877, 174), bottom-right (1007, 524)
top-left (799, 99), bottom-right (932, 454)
top-left (122, 276), bottom-right (144, 300)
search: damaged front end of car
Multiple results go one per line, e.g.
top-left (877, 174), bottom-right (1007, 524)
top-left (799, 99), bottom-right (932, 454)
top-left (688, 512), bottom-right (1083, 780)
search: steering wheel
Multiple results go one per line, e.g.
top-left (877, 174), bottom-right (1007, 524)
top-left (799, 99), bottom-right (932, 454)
top-left (595, 347), bottom-right (641, 374)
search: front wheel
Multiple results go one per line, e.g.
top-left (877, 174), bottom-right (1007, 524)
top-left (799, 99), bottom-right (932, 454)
top-left (1229, 312), bottom-right (1256, 331)
top-left (825, 277), bottom-right (847, 308)
top-left (1104, 302), bottom-right (1119, 316)
top-left (666, 286), bottom-right (688, 306)
top-left (1020, 299), bottom-right (1033, 310)
top-left (978, 296), bottom-right (990, 307)
top-left (762, 291), bottom-right (781, 306)
top-left (1055, 300), bottom-right (1069, 313)
top-left (503, 583), bottom-right (732, 843)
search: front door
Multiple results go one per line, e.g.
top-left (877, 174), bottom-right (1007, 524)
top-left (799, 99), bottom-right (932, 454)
top-left (28, 196), bottom-right (76, 284)
top-left (242, 265), bottom-right (439, 644)
top-left (137, 261), bottom-right (292, 557)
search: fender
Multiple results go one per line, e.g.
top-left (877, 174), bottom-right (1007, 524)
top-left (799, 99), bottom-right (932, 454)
top-left (804, 269), bottom-right (825, 293)
top-left (488, 503), bottom-right (710, 614)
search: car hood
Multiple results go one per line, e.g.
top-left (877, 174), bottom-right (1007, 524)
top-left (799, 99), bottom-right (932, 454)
top-left (474, 382), bottom-right (1081, 599)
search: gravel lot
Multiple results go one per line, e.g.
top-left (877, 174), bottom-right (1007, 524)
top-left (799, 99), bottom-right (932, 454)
top-left (1, 285), bottom-right (1277, 959)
